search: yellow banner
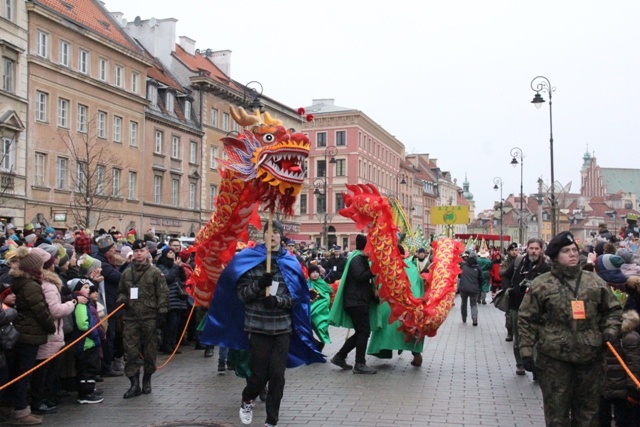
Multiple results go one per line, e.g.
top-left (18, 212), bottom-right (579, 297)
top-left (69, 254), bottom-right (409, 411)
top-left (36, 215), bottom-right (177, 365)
top-left (431, 205), bottom-right (469, 225)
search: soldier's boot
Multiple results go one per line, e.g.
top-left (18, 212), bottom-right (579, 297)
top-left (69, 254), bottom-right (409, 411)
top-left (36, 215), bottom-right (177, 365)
top-left (123, 375), bottom-right (142, 399)
top-left (142, 373), bottom-right (152, 394)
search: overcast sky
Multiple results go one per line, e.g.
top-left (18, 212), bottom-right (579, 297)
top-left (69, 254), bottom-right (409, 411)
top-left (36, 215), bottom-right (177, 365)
top-left (105, 0), bottom-right (640, 214)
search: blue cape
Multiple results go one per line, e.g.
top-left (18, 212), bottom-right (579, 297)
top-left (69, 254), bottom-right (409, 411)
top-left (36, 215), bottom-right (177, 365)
top-left (200, 244), bottom-right (325, 368)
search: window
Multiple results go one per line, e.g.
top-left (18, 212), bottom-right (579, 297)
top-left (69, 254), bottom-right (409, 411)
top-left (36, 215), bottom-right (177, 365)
top-left (166, 92), bottom-right (174, 113)
top-left (209, 146), bottom-right (217, 169)
top-left (75, 162), bottom-right (87, 193)
top-left (35, 91), bottom-right (48, 122)
top-left (316, 132), bottom-right (327, 147)
top-left (335, 193), bottom-right (345, 211)
top-left (114, 65), bottom-right (123, 87)
top-left (129, 121), bottom-right (138, 146)
top-left (233, 121), bottom-right (240, 132)
top-left (97, 111), bottom-right (107, 138)
top-left (95, 165), bottom-right (105, 195)
top-left (37, 30), bottom-right (49, 58)
top-left (78, 49), bottom-right (89, 74)
top-left (128, 171), bottom-right (137, 199)
top-left (98, 58), bottom-right (108, 81)
top-left (153, 176), bottom-right (162, 204)
top-left (34, 153), bottom-right (46, 186)
top-left (300, 194), bottom-right (307, 215)
top-left (2, 58), bottom-right (14, 93)
top-left (335, 158), bottom-right (346, 176)
top-left (171, 178), bottom-right (179, 206)
top-left (77, 104), bottom-right (88, 133)
top-left (222, 112), bottom-right (229, 131)
top-left (59, 40), bottom-right (70, 66)
top-left (211, 108), bottom-right (218, 127)
top-left (317, 160), bottom-right (327, 178)
top-left (113, 116), bottom-right (122, 143)
top-left (112, 168), bottom-right (121, 197)
top-left (209, 185), bottom-right (218, 210)
top-left (336, 130), bottom-right (346, 146)
top-left (316, 193), bottom-right (326, 213)
top-left (57, 98), bottom-right (69, 128)
top-left (171, 136), bottom-right (180, 159)
top-left (184, 100), bottom-right (192, 120)
top-left (189, 182), bottom-right (196, 209)
top-left (154, 130), bottom-right (163, 154)
top-left (131, 72), bottom-right (139, 94)
top-left (4, 0), bottom-right (13, 21)
top-left (56, 157), bottom-right (67, 189)
top-left (1, 137), bottom-right (13, 171)
top-left (147, 85), bottom-right (157, 105)
top-left (189, 141), bottom-right (198, 163)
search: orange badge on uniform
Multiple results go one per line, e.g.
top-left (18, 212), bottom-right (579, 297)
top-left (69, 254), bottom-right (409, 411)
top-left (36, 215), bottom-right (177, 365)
top-left (571, 300), bottom-right (586, 320)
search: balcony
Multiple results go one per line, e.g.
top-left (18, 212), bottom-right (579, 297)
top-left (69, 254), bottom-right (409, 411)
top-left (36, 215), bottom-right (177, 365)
top-left (0, 171), bottom-right (15, 193)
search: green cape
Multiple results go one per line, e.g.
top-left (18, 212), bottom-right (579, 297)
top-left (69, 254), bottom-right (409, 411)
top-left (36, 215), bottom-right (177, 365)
top-left (308, 275), bottom-right (333, 344)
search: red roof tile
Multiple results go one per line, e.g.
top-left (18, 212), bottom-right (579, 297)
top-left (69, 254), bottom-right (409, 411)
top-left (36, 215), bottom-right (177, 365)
top-left (174, 44), bottom-right (240, 90)
top-left (35, 0), bottom-right (141, 53)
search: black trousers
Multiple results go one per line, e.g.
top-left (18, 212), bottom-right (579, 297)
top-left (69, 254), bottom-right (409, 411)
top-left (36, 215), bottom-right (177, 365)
top-left (242, 333), bottom-right (290, 426)
top-left (337, 305), bottom-right (371, 364)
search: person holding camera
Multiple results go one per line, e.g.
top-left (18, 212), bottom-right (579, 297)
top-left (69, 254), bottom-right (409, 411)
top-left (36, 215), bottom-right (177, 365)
top-left (502, 237), bottom-right (550, 376)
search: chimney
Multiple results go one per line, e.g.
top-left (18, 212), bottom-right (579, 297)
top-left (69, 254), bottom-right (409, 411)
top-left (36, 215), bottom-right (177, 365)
top-left (209, 50), bottom-right (231, 77)
top-left (125, 17), bottom-right (177, 67)
top-left (179, 36), bottom-right (196, 56)
top-left (312, 98), bottom-right (335, 106)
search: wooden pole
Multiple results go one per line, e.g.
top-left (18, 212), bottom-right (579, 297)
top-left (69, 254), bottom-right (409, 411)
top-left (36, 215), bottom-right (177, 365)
top-left (265, 210), bottom-right (274, 296)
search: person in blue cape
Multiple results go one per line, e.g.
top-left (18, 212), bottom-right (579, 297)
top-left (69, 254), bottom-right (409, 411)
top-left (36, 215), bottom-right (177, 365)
top-left (200, 220), bottom-right (324, 427)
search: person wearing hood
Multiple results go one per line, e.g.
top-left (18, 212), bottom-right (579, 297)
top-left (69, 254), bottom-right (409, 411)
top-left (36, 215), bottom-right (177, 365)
top-left (457, 252), bottom-right (482, 326)
top-left (6, 247), bottom-right (56, 425)
top-left (518, 231), bottom-right (622, 427)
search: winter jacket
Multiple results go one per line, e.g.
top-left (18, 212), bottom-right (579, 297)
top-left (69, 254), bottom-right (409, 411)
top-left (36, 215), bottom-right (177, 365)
top-left (490, 261), bottom-right (503, 287)
top-left (458, 258), bottom-right (482, 294)
top-left (71, 300), bottom-right (101, 354)
top-left (603, 310), bottom-right (640, 401)
top-left (94, 252), bottom-right (121, 313)
top-left (342, 254), bottom-right (375, 308)
top-left (0, 304), bottom-right (17, 369)
top-left (36, 270), bottom-right (75, 360)
top-left (156, 261), bottom-right (187, 311)
top-left (10, 269), bottom-right (55, 345)
top-left (504, 255), bottom-right (551, 310)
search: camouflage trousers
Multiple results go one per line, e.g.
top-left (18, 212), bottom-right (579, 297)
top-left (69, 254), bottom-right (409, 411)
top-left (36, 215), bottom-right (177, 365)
top-left (123, 318), bottom-right (159, 378)
top-left (536, 352), bottom-right (604, 427)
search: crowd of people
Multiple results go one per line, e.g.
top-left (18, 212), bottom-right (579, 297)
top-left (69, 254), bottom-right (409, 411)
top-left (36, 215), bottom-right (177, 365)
top-left (2, 219), bottom-right (640, 426)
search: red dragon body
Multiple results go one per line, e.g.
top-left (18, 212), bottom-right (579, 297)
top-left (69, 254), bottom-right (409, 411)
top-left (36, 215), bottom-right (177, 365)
top-left (339, 183), bottom-right (464, 339)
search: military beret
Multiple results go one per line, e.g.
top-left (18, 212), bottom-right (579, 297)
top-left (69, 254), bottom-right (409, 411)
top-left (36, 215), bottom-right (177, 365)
top-left (545, 231), bottom-right (579, 259)
top-left (131, 239), bottom-right (147, 251)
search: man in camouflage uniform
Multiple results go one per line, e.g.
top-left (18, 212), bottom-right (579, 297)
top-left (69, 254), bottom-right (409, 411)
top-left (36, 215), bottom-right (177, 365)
top-left (518, 231), bottom-right (622, 426)
top-left (116, 239), bottom-right (168, 399)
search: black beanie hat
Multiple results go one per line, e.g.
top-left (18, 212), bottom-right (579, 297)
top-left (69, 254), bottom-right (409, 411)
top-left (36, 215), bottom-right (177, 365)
top-left (263, 220), bottom-right (284, 237)
top-left (308, 264), bottom-right (320, 275)
top-left (356, 234), bottom-right (367, 250)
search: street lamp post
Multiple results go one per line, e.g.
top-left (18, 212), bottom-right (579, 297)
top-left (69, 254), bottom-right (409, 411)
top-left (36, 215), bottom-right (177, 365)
top-left (510, 147), bottom-right (525, 244)
top-left (493, 177), bottom-right (504, 251)
top-left (313, 146), bottom-right (337, 249)
top-left (530, 76), bottom-right (557, 236)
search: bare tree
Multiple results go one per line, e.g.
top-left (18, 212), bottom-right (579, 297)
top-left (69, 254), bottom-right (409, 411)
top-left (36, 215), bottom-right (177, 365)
top-left (58, 116), bottom-right (123, 229)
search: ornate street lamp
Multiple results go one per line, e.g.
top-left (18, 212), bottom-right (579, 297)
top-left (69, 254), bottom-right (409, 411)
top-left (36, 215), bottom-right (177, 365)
top-left (510, 147), bottom-right (525, 244)
top-left (313, 146), bottom-right (337, 249)
top-left (493, 177), bottom-right (504, 251)
top-left (530, 76), bottom-right (557, 236)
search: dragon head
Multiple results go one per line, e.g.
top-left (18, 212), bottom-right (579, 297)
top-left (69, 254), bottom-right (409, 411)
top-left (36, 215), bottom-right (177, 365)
top-left (220, 106), bottom-right (309, 212)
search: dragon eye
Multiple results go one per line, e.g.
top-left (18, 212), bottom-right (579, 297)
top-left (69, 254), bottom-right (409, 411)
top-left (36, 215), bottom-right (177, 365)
top-left (263, 133), bottom-right (275, 144)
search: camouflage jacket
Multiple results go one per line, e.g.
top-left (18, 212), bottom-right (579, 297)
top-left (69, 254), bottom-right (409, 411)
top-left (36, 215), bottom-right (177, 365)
top-left (518, 264), bottom-right (622, 364)
top-left (117, 261), bottom-right (169, 320)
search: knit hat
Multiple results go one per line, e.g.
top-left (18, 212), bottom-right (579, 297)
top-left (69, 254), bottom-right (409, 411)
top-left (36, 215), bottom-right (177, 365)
top-left (37, 243), bottom-right (60, 261)
top-left (161, 246), bottom-right (174, 257)
top-left (25, 234), bottom-right (37, 245)
top-left (417, 248), bottom-right (426, 254)
top-left (308, 264), bottom-right (320, 275)
top-left (597, 254), bottom-right (624, 271)
top-left (263, 220), bottom-right (284, 237)
top-left (30, 247), bottom-right (53, 267)
top-left (68, 278), bottom-right (92, 293)
top-left (146, 241), bottom-right (157, 254)
top-left (617, 248), bottom-right (634, 265)
top-left (63, 244), bottom-right (74, 261)
top-left (355, 234), bottom-right (367, 250)
top-left (96, 234), bottom-right (115, 253)
top-left (120, 245), bottom-right (132, 259)
top-left (545, 231), bottom-right (579, 260)
top-left (24, 223), bottom-right (34, 232)
top-left (45, 226), bottom-right (55, 236)
top-left (18, 251), bottom-right (44, 278)
top-left (78, 254), bottom-right (101, 274)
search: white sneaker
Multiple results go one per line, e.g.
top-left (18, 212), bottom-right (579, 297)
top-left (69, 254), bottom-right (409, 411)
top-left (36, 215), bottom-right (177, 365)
top-left (239, 400), bottom-right (253, 425)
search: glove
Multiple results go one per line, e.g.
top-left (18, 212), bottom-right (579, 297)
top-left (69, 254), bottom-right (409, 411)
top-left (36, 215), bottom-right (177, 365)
top-left (522, 357), bottom-right (535, 372)
top-left (603, 332), bottom-right (616, 345)
top-left (156, 313), bottom-right (167, 329)
top-left (257, 273), bottom-right (273, 290)
top-left (262, 295), bottom-right (279, 309)
top-left (116, 300), bottom-right (128, 310)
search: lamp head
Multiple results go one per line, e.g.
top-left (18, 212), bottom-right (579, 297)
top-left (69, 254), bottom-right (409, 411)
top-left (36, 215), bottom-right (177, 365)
top-left (531, 92), bottom-right (545, 109)
top-left (511, 157), bottom-right (519, 167)
top-left (493, 184), bottom-right (499, 191)
top-left (329, 156), bottom-right (337, 164)
top-left (400, 176), bottom-right (407, 185)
